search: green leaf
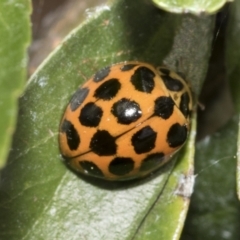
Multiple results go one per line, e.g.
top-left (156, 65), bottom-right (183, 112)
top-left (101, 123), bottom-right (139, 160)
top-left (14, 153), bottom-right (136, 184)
top-left (181, 2), bottom-right (240, 238)
top-left (0, 0), bottom-right (31, 168)
top-left (182, 117), bottom-right (240, 240)
top-left (226, 0), bottom-right (240, 201)
top-left (152, 0), bottom-right (229, 15)
top-left (0, 0), bottom-right (214, 239)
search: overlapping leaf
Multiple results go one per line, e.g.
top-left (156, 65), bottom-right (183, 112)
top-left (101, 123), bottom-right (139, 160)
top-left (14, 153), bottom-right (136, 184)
top-left (152, 0), bottom-right (230, 15)
top-left (0, 0), bottom-right (31, 168)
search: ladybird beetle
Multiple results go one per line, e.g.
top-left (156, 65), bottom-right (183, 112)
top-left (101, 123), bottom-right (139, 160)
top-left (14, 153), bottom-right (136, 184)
top-left (59, 62), bottom-right (193, 181)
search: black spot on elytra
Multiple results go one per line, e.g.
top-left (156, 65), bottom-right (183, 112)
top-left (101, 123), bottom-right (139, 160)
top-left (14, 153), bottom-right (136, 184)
top-left (61, 119), bottom-right (80, 150)
top-left (93, 66), bottom-right (111, 82)
top-left (130, 66), bottom-right (155, 93)
top-left (140, 152), bottom-right (165, 172)
top-left (131, 126), bottom-right (157, 154)
top-left (79, 161), bottom-right (104, 177)
top-left (109, 157), bottom-right (134, 176)
top-left (167, 123), bottom-right (187, 148)
top-left (69, 88), bottom-right (89, 111)
top-left (158, 67), bottom-right (170, 75)
top-left (94, 78), bottom-right (121, 100)
top-left (179, 92), bottom-right (191, 118)
top-left (79, 102), bottom-right (103, 127)
top-left (111, 98), bottom-right (142, 125)
top-left (154, 96), bottom-right (174, 119)
top-left (161, 75), bottom-right (184, 92)
top-left (90, 130), bottom-right (117, 156)
top-left (120, 64), bottom-right (137, 71)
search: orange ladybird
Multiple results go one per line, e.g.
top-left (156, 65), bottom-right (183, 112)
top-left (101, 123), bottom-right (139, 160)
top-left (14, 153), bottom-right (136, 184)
top-left (59, 62), bottom-right (193, 181)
